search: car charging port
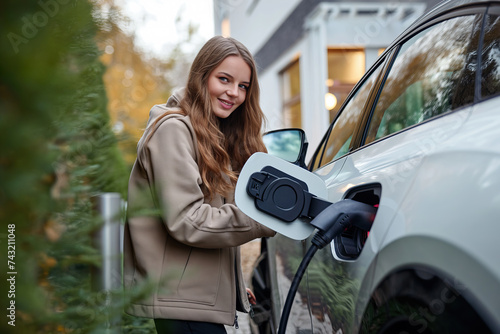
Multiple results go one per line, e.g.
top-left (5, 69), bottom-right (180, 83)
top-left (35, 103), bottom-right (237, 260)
top-left (334, 185), bottom-right (381, 260)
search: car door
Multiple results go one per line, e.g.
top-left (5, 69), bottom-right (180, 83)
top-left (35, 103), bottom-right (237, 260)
top-left (306, 8), bottom-right (483, 334)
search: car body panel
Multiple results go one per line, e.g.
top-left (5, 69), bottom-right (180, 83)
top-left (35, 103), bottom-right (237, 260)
top-left (305, 105), bottom-right (472, 332)
top-left (371, 99), bottom-right (500, 330)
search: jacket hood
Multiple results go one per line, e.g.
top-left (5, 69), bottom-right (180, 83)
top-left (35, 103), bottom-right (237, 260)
top-left (137, 87), bottom-right (185, 153)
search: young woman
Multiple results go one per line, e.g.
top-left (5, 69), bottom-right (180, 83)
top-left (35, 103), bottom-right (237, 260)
top-left (123, 36), bottom-right (275, 334)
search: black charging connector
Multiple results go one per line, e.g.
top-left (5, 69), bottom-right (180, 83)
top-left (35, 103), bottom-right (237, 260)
top-left (310, 199), bottom-right (377, 249)
top-left (246, 166), bottom-right (311, 222)
top-left (246, 166), bottom-right (333, 222)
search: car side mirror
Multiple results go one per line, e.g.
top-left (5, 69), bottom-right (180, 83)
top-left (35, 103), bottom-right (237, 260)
top-left (263, 129), bottom-right (308, 168)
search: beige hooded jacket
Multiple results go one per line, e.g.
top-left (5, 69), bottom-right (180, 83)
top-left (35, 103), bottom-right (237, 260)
top-left (123, 89), bottom-right (275, 326)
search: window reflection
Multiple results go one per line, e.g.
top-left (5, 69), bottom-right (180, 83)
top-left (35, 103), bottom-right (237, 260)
top-left (366, 15), bottom-right (480, 144)
top-left (263, 130), bottom-right (303, 163)
top-left (311, 63), bottom-right (383, 170)
top-left (481, 13), bottom-right (500, 99)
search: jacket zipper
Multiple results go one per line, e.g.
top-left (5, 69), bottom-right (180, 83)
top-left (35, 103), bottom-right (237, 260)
top-left (233, 248), bottom-right (243, 329)
top-left (234, 314), bottom-right (239, 329)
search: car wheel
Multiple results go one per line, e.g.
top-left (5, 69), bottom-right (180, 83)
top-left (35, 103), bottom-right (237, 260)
top-left (359, 268), bottom-right (493, 334)
top-left (250, 247), bottom-right (276, 334)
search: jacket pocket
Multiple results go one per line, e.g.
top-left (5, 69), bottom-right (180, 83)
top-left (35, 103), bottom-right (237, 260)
top-left (157, 240), bottom-right (222, 306)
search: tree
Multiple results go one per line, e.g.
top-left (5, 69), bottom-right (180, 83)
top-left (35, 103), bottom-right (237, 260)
top-left (95, 0), bottom-right (199, 165)
top-left (1, 1), bottom-right (204, 332)
top-left (0, 0), bottom-right (128, 332)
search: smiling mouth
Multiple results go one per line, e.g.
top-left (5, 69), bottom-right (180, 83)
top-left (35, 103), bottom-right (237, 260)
top-left (218, 99), bottom-right (234, 109)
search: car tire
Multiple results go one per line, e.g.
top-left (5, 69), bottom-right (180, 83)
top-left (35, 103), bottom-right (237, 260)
top-left (359, 268), bottom-right (493, 334)
top-left (250, 247), bottom-right (276, 334)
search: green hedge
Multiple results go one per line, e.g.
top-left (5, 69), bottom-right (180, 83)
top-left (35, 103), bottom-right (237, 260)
top-left (0, 0), bottom-right (153, 332)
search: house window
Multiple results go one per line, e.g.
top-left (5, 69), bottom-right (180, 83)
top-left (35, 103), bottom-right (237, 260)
top-left (221, 18), bottom-right (230, 37)
top-left (327, 48), bottom-right (365, 122)
top-left (281, 59), bottom-right (301, 128)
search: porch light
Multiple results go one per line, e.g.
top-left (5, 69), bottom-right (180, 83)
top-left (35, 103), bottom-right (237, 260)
top-left (325, 92), bottom-right (337, 110)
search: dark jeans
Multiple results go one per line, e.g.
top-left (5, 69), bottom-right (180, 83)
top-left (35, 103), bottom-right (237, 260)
top-left (154, 319), bottom-right (227, 334)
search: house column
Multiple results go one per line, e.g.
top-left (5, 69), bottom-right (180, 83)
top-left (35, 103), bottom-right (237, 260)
top-left (301, 4), bottom-right (334, 159)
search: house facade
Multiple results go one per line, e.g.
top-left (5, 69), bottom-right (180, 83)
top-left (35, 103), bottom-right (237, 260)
top-left (213, 0), bottom-right (440, 158)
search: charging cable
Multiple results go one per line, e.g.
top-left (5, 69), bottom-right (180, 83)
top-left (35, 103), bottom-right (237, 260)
top-left (277, 200), bottom-right (376, 334)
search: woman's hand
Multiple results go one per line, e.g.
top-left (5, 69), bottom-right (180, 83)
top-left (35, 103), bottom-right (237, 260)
top-left (246, 288), bottom-right (256, 305)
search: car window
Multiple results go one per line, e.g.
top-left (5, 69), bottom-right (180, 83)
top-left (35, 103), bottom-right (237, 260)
top-left (481, 11), bottom-right (500, 99)
top-left (365, 15), bottom-right (480, 144)
top-left (310, 63), bottom-right (384, 170)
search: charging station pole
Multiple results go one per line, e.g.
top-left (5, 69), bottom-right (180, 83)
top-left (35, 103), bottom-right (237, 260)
top-left (92, 192), bottom-right (124, 333)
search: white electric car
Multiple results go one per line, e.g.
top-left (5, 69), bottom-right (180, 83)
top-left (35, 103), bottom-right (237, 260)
top-left (241, 1), bottom-right (500, 333)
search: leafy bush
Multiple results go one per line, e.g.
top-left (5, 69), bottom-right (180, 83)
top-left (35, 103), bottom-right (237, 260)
top-left (0, 0), bottom-right (152, 332)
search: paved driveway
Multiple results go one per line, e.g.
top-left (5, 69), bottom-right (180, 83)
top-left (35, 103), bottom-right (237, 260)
top-left (225, 240), bottom-right (260, 334)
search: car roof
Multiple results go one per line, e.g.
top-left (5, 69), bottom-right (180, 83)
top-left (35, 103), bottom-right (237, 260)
top-left (382, 0), bottom-right (500, 55)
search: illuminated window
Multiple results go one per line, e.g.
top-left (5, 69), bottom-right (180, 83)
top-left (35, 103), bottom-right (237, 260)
top-left (281, 58), bottom-right (301, 128)
top-left (221, 18), bottom-right (230, 37)
top-left (327, 48), bottom-right (365, 122)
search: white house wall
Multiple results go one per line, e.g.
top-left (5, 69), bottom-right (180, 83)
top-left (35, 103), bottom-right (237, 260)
top-left (323, 3), bottom-right (426, 67)
top-left (213, 0), bottom-right (302, 52)
top-left (301, 5), bottom-right (330, 156)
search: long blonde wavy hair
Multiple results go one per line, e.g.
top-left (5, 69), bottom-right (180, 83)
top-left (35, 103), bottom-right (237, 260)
top-left (152, 36), bottom-right (266, 199)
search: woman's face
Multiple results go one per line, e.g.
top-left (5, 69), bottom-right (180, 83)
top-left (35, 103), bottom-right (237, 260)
top-left (207, 55), bottom-right (251, 119)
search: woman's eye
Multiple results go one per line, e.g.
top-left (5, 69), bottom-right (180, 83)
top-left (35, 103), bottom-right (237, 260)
top-left (239, 84), bottom-right (248, 90)
top-left (219, 77), bottom-right (228, 82)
